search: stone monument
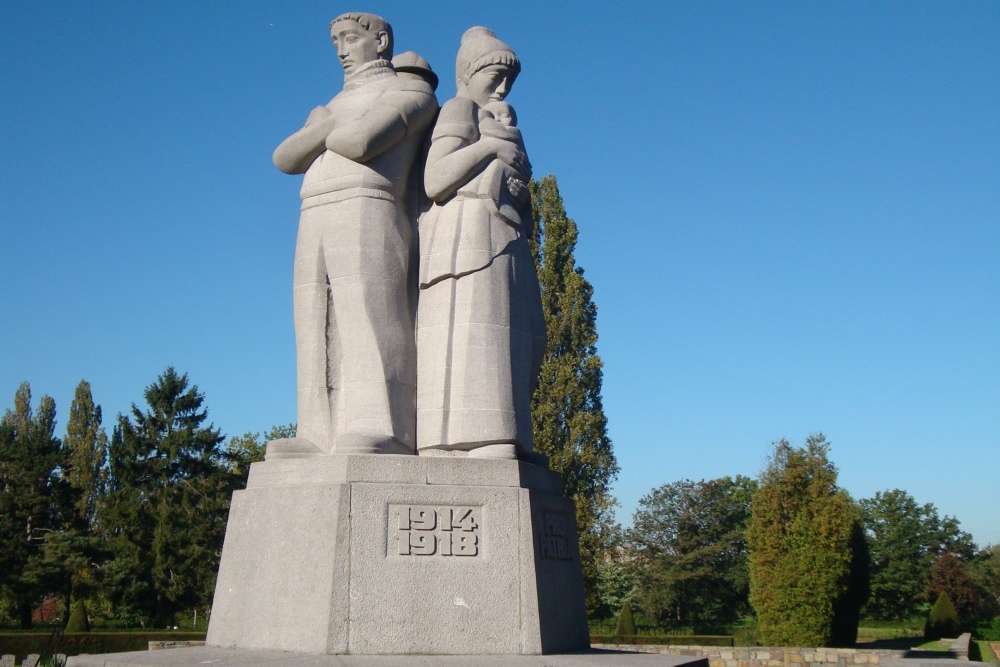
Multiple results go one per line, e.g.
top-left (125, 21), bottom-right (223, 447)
top-left (204, 16), bottom-right (589, 656)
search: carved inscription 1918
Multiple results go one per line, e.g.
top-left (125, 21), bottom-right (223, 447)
top-left (392, 505), bottom-right (481, 557)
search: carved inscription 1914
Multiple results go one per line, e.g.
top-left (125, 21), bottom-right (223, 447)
top-left (392, 505), bottom-right (481, 557)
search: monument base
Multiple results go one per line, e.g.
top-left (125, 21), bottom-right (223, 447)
top-left (67, 646), bottom-right (711, 666)
top-left (204, 454), bottom-right (589, 655)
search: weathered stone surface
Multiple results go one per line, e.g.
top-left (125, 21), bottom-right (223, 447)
top-left (416, 26), bottom-right (543, 460)
top-left (207, 455), bottom-right (586, 655)
top-left (68, 646), bottom-right (709, 666)
top-left (0, 655), bottom-right (13, 667)
top-left (269, 12), bottom-right (437, 459)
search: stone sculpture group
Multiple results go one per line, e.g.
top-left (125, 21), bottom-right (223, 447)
top-left (267, 13), bottom-right (543, 463)
top-left (204, 13), bottom-right (588, 657)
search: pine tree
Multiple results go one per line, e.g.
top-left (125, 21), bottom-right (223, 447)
top-left (529, 175), bottom-right (619, 614)
top-left (101, 367), bottom-right (234, 627)
top-left (0, 383), bottom-right (63, 627)
top-left (747, 435), bottom-right (869, 647)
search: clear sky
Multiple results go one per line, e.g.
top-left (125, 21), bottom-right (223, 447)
top-left (2, 2), bottom-right (997, 545)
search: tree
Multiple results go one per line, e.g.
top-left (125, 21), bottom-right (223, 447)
top-left (100, 367), bottom-right (234, 627)
top-left (859, 489), bottom-right (940, 620)
top-left (529, 175), bottom-right (619, 614)
top-left (0, 383), bottom-right (63, 627)
top-left (925, 592), bottom-right (960, 640)
top-left (629, 476), bottom-right (756, 628)
top-left (614, 601), bottom-right (636, 638)
top-left (226, 423), bottom-right (296, 483)
top-left (747, 435), bottom-right (869, 647)
top-left (927, 551), bottom-right (982, 626)
top-left (64, 380), bottom-right (108, 529)
top-left (860, 489), bottom-right (980, 622)
top-left (968, 545), bottom-right (1000, 619)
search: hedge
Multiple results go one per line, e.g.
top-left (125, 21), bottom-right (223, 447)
top-left (0, 632), bottom-right (206, 662)
top-left (591, 634), bottom-right (734, 647)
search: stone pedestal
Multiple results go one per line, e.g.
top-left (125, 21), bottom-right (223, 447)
top-left (205, 454), bottom-right (589, 655)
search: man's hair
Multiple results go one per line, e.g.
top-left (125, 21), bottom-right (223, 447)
top-left (330, 12), bottom-right (394, 59)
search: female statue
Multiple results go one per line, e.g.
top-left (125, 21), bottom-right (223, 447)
top-left (416, 27), bottom-right (546, 460)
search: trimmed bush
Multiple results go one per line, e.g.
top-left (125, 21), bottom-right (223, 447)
top-left (0, 632), bottom-right (205, 662)
top-left (614, 602), bottom-right (636, 638)
top-left (64, 601), bottom-right (90, 633)
top-left (925, 592), bottom-right (961, 640)
top-left (591, 634), bottom-right (734, 647)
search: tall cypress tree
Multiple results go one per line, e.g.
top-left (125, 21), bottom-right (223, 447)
top-left (0, 383), bottom-right (63, 627)
top-left (101, 367), bottom-right (233, 627)
top-left (529, 175), bottom-right (619, 613)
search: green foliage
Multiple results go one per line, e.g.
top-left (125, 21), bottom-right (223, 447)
top-left (100, 367), bottom-right (235, 627)
top-left (590, 633), bottom-right (734, 646)
top-left (615, 602), bottom-right (636, 638)
top-left (0, 383), bottom-right (64, 628)
top-left (594, 540), bottom-right (637, 617)
top-left (529, 175), bottom-right (619, 614)
top-left (860, 489), bottom-right (945, 621)
top-left (927, 551), bottom-right (982, 626)
top-left (225, 423), bottom-right (296, 483)
top-left (975, 616), bottom-right (1000, 641)
top-left (629, 476), bottom-right (756, 628)
top-left (65, 600), bottom-right (90, 632)
top-left (64, 380), bottom-right (108, 529)
top-left (925, 592), bottom-right (961, 640)
top-left (0, 631), bottom-right (205, 661)
top-left (747, 434), bottom-right (869, 647)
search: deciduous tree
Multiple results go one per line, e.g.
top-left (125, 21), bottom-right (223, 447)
top-left (226, 423), bottom-right (296, 483)
top-left (629, 476), bottom-right (756, 628)
top-left (859, 489), bottom-right (939, 620)
top-left (529, 175), bottom-right (619, 614)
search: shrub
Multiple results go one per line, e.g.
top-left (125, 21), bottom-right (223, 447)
top-left (590, 634), bottom-right (734, 647)
top-left (64, 602), bottom-right (89, 633)
top-left (975, 616), bottom-right (1000, 641)
top-left (615, 602), bottom-right (636, 638)
top-left (925, 592), bottom-right (961, 640)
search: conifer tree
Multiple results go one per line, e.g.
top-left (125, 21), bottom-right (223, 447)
top-left (747, 435), bottom-right (869, 647)
top-left (0, 383), bottom-right (63, 627)
top-left (529, 175), bottom-right (619, 613)
top-left (101, 367), bottom-right (234, 627)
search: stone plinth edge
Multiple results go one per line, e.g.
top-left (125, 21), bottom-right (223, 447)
top-left (68, 646), bottom-right (710, 666)
top-left (247, 453), bottom-right (562, 494)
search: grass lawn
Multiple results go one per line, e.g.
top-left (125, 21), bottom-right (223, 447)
top-left (973, 640), bottom-right (998, 664)
top-left (916, 640), bottom-right (952, 651)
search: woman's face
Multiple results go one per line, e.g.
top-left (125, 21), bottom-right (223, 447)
top-left (465, 64), bottom-right (515, 107)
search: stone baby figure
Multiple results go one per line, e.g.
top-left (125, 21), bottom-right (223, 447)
top-left (268, 13), bottom-right (438, 458)
top-left (416, 27), bottom-right (546, 460)
top-left (479, 100), bottom-right (532, 236)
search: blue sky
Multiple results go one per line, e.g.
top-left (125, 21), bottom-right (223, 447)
top-left (2, 2), bottom-right (997, 545)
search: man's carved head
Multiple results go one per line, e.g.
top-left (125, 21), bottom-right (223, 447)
top-left (330, 12), bottom-right (393, 74)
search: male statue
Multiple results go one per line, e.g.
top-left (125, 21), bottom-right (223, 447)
top-left (268, 12), bottom-right (438, 458)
